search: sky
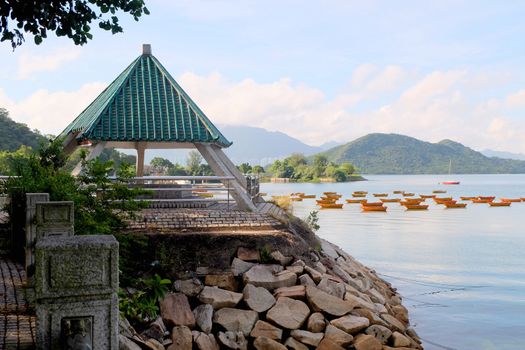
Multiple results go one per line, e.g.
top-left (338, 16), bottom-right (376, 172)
top-left (1, 0), bottom-right (525, 152)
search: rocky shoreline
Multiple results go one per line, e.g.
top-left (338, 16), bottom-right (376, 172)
top-left (119, 238), bottom-right (422, 350)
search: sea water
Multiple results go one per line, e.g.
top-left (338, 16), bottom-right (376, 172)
top-left (261, 174), bottom-right (525, 350)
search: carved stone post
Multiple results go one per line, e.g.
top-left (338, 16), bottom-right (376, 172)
top-left (25, 193), bottom-right (49, 280)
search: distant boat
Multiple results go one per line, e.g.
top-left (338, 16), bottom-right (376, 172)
top-left (346, 199), bottom-right (367, 204)
top-left (373, 193), bottom-right (388, 197)
top-left (361, 204), bottom-right (387, 212)
top-left (501, 198), bottom-right (521, 203)
top-left (405, 204), bottom-right (429, 210)
top-left (489, 202), bottom-right (511, 207)
top-left (319, 203), bottom-right (344, 209)
top-left (380, 198), bottom-right (401, 203)
top-left (445, 202), bottom-right (467, 208)
top-left (441, 159), bottom-right (460, 185)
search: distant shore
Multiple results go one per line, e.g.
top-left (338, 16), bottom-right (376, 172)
top-left (261, 174), bottom-right (367, 183)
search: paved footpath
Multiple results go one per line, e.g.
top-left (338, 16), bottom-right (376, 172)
top-left (0, 256), bottom-right (35, 349)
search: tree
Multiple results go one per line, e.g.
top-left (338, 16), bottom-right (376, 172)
top-left (0, 0), bottom-right (150, 49)
top-left (287, 153), bottom-right (307, 168)
top-left (238, 163), bottom-right (252, 174)
top-left (167, 164), bottom-right (187, 176)
top-left (186, 151), bottom-right (203, 176)
top-left (251, 165), bottom-right (264, 175)
top-left (150, 157), bottom-right (173, 175)
top-left (312, 154), bottom-right (328, 177)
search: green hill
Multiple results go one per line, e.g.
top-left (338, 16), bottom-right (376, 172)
top-left (0, 108), bottom-right (47, 151)
top-left (319, 133), bottom-right (525, 174)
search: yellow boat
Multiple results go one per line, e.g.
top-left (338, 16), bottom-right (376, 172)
top-left (445, 202), bottom-right (467, 208)
top-left (405, 204), bottom-right (429, 210)
top-left (489, 202), bottom-right (511, 207)
top-left (346, 199), bottom-right (367, 204)
top-left (319, 203), bottom-right (344, 209)
top-left (373, 193), bottom-right (388, 197)
top-left (380, 198), bottom-right (401, 203)
top-left (361, 204), bottom-right (387, 212)
top-left (433, 190), bottom-right (447, 194)
top-left (460, 196), bottom-right (476, 200)
top-left (299, 194), bottom-right (316, 199)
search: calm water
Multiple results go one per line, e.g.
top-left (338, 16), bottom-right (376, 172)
top-left (261, 175), bottom-right (525, 350)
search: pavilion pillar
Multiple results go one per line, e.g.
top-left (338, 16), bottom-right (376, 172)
top-left (136, 143), bottom-right (146, 177)
top-left (71, 142), bottom-right (106, 176)
top-left (214, 147), bottom-right (247, 189)
top-left (196, 144), bottom-right (256, 211)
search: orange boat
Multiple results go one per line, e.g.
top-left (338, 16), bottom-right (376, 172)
top-left (400, 199), bottom-right (425, 206)
top-left (478, 196), bottom-right (495, 201)
top-left (393, 190), bottom-right (404, 194)
top-left (434, 197), bottom-right (453, 204)
top-left (373, 193), bottom-right (388, 197)
top-left (346, 199), bottom-right (367, 204)
top-left (319, 203), bottom-right (344, 209)
top-left (354, 191), bottom-right (368, 194)
top-left (501, 198), bottom-right (521, 203)
top-left (521, 197), bottom-right (525, 201)
top-left (489, 202), bottom-right (511, 207)
top-left (316, 199), bottom-right (335, 205)
top-left (381, 198), bottom-right (401, 203)
top-left (362, 202), bottom-right (384, 206)
top-left (460, 196), bottom-right (477, 201)
top-left (352, 193), bottom-right (367, 198)
top-left (321, 196), bottom-right (337, 201)
top-left (361, 204), bottom-right (387, 212)
top-left (445, 202), bottom-right (467, 208)
top-left (420, 194), bottom-right (435, 199)
top-left (323, 192), bottom-right (337, 195)
top-left (471, 198), bottom-right (493, 203)
top-left (405, 204), bottom-right (429, 210)
top-left (291, 197), bottom-right (303, 201)
top-left (433, 190), bottom-right (447, 194)
top-left (299, 194), bottom-right (316, 199)
top-left (402, 193), bottom-right (415, 197)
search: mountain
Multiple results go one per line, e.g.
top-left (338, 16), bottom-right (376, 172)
top-left (0, 108), bottom-right (47, 151)
top-left (481, 149), bottom-right (525, 161)
top-left (319, 133), bottom-right (525, 174)
top-left (139, 125), bottom-right (325, 165)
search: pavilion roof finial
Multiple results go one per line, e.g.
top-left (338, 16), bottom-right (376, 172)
top-left (142, 44), bottom-right (152, 55)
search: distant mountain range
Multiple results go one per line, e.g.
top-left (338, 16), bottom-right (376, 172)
top-left (0, 108), bottom-right (46, 151)
top-left (139, 125), bottom-right (336, 165)
top-left (481, 149), bottom-right (525, 161)
top-left (318, 133), bottom-right (525, 174)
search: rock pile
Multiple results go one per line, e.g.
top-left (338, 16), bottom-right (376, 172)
top-left (120, 239), bottom-right (423, 350)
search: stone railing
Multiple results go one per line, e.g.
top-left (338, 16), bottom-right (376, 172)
top-left (32, 200), bottom-right (119, 349)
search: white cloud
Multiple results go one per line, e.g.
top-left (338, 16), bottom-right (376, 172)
top-left (0, 82), bottom-right (107, 135)
top-left (16, 48), bottom-right (81, 80)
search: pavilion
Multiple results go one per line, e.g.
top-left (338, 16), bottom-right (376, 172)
top-left (60, 44), bottom-right (255, 211)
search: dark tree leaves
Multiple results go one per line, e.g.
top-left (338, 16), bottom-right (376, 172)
top-left (0, 0), bottom-right (150, 49)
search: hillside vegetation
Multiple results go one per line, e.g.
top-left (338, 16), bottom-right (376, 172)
top-left (319, 133), bottom-right (525, 174)
top-left (0, 108), bottom-right (47, 151)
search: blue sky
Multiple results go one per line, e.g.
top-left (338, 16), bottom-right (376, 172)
top-left (1, 0), bottom-right (524, 152)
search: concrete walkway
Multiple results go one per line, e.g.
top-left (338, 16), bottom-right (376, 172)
top-left (0, 256), bottom-right (35, 349)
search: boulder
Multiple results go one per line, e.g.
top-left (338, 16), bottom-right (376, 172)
top-left (344, 293), bottom-right (376, 311)
top-left (391, 331), bottom-right (411, 347)
top-left (213, 308), bottom-right (258, 336)
top-left (231, 258), bottom-right (256, 276)
top-left (250, 320), bottom-right (283, 340)
top-left (168, 326), bottom-right (192, 350)
top-left (351, 308), bottom-right (389, 328)
top-left (286, 265), bottom-right (304, 275)
top-left (243, 284), bottom-right (275, 312)
top-left (353, 334), bottom-right (382, 350)
top-left (392, 305), bottom-right (409, 324)
top-left (324, 324), bottom-right (353, 347)
top-left (119, 335), bottom-right (142, 350)
top-left (193, 332), bottom-right (220, 350)
top-left (380, 313), bottom-right (406, 332)
top-left (317, 338), bottom-right (345, 350)
top-left (366, 288), bottom-right (386, 304)
top-left (173, 278), bottom-right (204, 297)
top-left (314, 261), bottom-right (327, 274)
top-left (330, 315), bottom-right (370, 334)
top-left (306, 312), bottom-right (326, 333)
top-left (290, 330), bottom-right (324, 346)
top-left (145, 338), bottom-right (166, 350)
top-left (253, 336), bottom-right (287, 350)
top-left (317, 277), bottom-right (345, 299)
top-left (303, 266), bottom-right (323, 283)
top-left (270, 251), bottom-right (293, 266)
top-left (320, 240), bottom-right (339, 259)
top-left (266, 297), bottom-right (310, 329)
top-left (237, 247), bottom-right (260, 261)
top-left (205, 273), bottom-right (238, 291)
top-left (217, 331), bottom-right (247, 350)
top-left (273, 285), bottom-right (305, 299)
top-left (141, 317), bottom-right (166, 341)
top-left (298, 274), bottom-right (315, 287)
top-left (160, 293), bottom-right (195, 328)
top-left (243, 265), bottom-right (297, 290)
top-left (193, 304), bottom-right (213, 333)
top-left (305, 285), bottom-right (355, 316)
top-left (283, 337), bottom-right (308, 350)
top-left (365, 325), bottom-right (392, 344)
top-left (198, 286), bottom-right (243, 309)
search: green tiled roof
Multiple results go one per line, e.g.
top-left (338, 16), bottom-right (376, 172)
top-left (61, 51), bottom-right (231, 148)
